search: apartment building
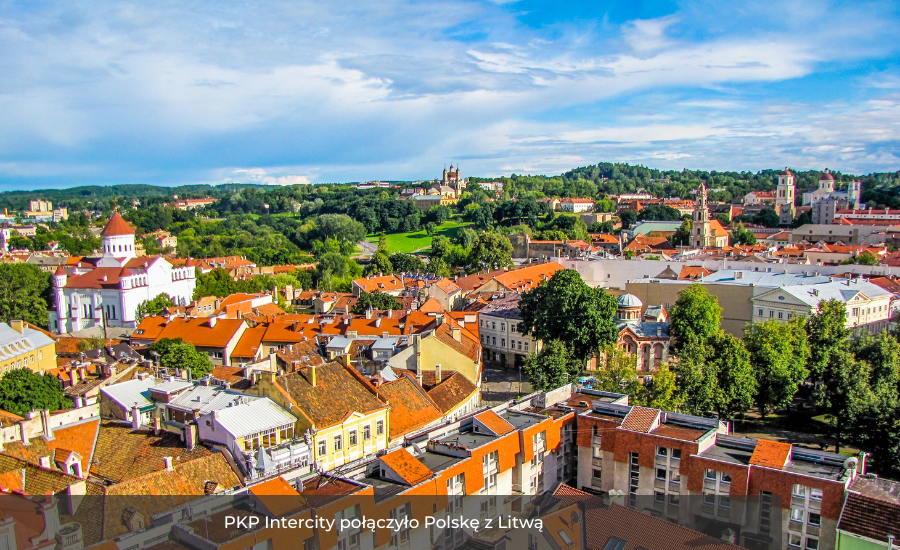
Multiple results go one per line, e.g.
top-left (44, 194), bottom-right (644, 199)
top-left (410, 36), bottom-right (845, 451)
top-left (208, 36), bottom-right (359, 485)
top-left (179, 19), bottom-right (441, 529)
top-left (477, 294), bottom-right (539, 368)
top-left (575, 399), bottom-right (862, 550)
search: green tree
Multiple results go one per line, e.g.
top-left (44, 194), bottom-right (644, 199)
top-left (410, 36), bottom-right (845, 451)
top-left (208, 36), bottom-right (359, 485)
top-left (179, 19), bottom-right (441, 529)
top-left (315, 214), bottom-right (367, 243)
top-left (744, 318), bottom-right (810, 417)
top-left (618, 209), bottom-right (638, 229)
top-left (523, 339), bottom-right (582, 392)
top-left (389, 253), bottom-right (426, 273)
top-left (637, 204), bottom-right (682, 221)
top-left (636, 364), bottom-right (683, 411)
top-left (0, 369), bottom-right (71, 415)
top-left (730, 222), bottom-right (757, 246)
top-left (366, 251), bottom-right (393, 276)
top-left (675, 333), bottom-right (756, 420)
top-left (467, 233), bottom-right (514, 272)
top-left (806, 299), bottom-right (849, 381)
top-left (668, 284), bottom-right (722, 352)
top-left (0, 264), bottom-right (51, 327)
top-left (594, 346), bottom-right (645, 397)
top-left (669, 219), bottom-right (691, 246)
top-left (352, 291), bottom-right (403, 314)
top-left (149, 338), bottom-right (214, 379)
top-left (518, 269), bottom-right (618, 361)
top-left (135, 293), bottom-right (176, 322)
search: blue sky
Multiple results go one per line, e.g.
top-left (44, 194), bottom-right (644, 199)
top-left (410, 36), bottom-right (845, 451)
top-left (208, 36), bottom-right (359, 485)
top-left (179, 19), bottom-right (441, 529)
top-left (0, 0), bottom-right (898, 189)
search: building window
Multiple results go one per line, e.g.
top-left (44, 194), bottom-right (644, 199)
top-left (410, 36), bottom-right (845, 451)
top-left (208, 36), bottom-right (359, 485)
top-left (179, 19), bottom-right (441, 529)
top-left (500, 339), bottom-right (505, 347)
top-left (511, 324), bottom-right (517, 333)
top-left (363, 424), bottom-right (371, 440)
top-left (349, 430), bottom-right (358, 446)
top-left (807, 513), bottom-right (820, 526)
top-left (376, 420), bottom-right (384, 435)
top-left (318, 440), bottom-right (326, 456)
top-left (525, 342), bottom-right (529, 352)
top-left (334, 435), bottom-right (342, 452)
top-left (500, 323), bottom-right (505, 331)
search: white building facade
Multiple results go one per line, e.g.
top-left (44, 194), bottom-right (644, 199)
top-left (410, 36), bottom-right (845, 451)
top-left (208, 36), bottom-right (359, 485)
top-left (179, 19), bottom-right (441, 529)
top-left (50, 212), bottom-right (196, 334)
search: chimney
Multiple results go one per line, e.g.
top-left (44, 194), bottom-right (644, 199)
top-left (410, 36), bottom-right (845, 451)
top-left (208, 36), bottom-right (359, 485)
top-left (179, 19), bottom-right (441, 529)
top-left (9, 320), bottom-right (24, 333)
top-left (451, 327), bottom-right (461, 342)
top-left (375, 317), bottom-right (382, 328)
top-left (382, 331), bottom-right (389, 339)
top-left (416, 372), bottom-right (423, 386)
top-left (185, 423), bottom-right (197, 451)
top-left (69, 370), bottom-right (79, 386)
top-left (208, 316), bottom-right (217, 328)
top-left (435, 363), bottom-right (442, 382)
top-left (414, 335), bottom-right (422, 377)
top-left (131, 404), bottom-right (141, 430)
top-left (365, 309), bottom-right (373, 320)
top-left (39, 456), bottom-right (52, 469)
top-left (163, 456), bottom-right (174, 471)
top-left (153, 416), bottom-right (161, 435)
top-left (20, 420), bottom-right (29, 445)
top-left (309, 365), bottom-right (317, 387)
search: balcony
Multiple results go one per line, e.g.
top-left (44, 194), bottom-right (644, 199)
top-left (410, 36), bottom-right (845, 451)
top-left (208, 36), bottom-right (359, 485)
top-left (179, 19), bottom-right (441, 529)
top-left (236, 438), bottom-right (311, 481)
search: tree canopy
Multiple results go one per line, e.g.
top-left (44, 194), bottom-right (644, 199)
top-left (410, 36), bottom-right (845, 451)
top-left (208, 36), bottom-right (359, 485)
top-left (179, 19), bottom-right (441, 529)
top-left (0, 369), bottom-right (71, 415)
top-left (518, 269), bottom-right (618, 361)
top-left (668, 284), bottom-right (722, 352)
top-left (149, 338), bottom-right (214, 379)
top-left (352, 291), bottom-right (403, 314)
top-left (135, 293), bottom-right (176, 321)
top-left (0, 264), bottom-right (51, 327)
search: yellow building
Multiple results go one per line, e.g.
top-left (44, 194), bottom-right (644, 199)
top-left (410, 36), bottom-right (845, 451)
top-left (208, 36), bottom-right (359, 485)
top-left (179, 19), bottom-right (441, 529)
top-left (386, 324), bottom-right (482, 386)
top-left (0, 321), bottom-right (57, 376)
top-left (254, 362), bottom-right (390, 471)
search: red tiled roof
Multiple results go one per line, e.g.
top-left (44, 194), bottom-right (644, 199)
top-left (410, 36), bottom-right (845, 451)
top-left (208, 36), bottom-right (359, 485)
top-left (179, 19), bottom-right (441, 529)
top-left (678, 266), bottom-right (714, 280)
top-left (276, 362), bottom-right (386, 428)
top-left (418, 297), bottom-right (444, 313)
top-left (426, 371), bottom-right (478, 413)
top-left (838, 493), bottom-right (900, 543)
top-left (749, 439), bottom-right (792, 470)
top-left (456, 270), bottom-right (508, 292)
top-left (474, 410), bottom-right (515, 436)
top-left (380, 448), bottom-right (432, 486)
top-left (100, 211), bottom-right (134, 236)
top-left (620, 406), bottom-right (659, 433)
top-left (552, 483), bottom-right (591, 496)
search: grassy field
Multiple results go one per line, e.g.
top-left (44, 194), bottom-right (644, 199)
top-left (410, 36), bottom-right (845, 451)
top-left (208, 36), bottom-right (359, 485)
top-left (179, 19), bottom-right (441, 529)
top-left (367, 220), bottom-right (473, 254)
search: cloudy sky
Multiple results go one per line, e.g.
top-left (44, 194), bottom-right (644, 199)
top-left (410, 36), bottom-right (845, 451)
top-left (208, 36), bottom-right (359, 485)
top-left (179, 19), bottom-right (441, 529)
top-left (1, 0), bottom-right (898, 189)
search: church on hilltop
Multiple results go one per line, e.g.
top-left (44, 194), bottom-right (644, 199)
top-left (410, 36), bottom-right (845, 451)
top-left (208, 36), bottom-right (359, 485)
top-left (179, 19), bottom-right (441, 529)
top-left (49, 211), bottom-right (197, 334)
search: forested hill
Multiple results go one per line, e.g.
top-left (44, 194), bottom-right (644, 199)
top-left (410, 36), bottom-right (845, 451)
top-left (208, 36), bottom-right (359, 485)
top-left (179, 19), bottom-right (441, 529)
top-left (471, 163), bottom-right (900, 207)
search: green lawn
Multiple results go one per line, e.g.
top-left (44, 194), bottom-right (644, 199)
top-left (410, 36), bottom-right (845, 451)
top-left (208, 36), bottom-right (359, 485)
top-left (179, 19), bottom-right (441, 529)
top-left (367, 220), bottom-right (473, 254)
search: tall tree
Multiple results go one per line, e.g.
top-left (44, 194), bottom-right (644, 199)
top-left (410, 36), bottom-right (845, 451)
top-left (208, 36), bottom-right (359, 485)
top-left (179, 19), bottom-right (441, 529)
top-left (352, 291), bottom-right (402, 314)
top-left (675, 332), bottom-right (756, 420)
top-left (518, 269), bottom-right (618, 361)
top-left (0, 264), bottom-right (51, 327)
top-left (467, 233), bottom-right (514, 272)
top-left (806, 299), bottom-right (849, 381)
top-left (636, 364), bottom-right (683, 411)
top-left (668, 284), bottom-right (722, 352)
top-left (744, 318), bottom-right (810, 417)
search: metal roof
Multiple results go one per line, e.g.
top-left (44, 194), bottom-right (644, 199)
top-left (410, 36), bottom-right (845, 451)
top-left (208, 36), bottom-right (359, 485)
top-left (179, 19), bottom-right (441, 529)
top-left (212, 398), bottom-right (297, 438)
top-left (148, 379), bottom-right (193, 394)
top-left (100, 376), bottom-right (157, 408)
top-left (167, 385), bottom-right (259, 415)
top-left (0, 323), bottom-right (55, 361)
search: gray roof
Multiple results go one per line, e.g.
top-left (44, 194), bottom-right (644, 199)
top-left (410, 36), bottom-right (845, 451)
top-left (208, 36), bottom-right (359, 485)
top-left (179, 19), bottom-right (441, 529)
top-left (479, 295), bottom-right (522, 319)
top-left (620, 322), bottom-right (669, 338)
top-left (326, 337), bottom-right (354, 349)
top-left (617, 294), bottom-right (642, 308)
top-left (212, 398), bottom-right (296, 438)
top-left (100, 376), bottom-right (157, 409)
top-left (167, 385), bottom-right (260, 414)
top-left (0, 323), bottom-right (55, 362)
top-left (148, 379), bottom-right (193, 394)
top-left (701, 269), bottom-right (835, 287)
top-left (773, 279), bottom-right (892, 307)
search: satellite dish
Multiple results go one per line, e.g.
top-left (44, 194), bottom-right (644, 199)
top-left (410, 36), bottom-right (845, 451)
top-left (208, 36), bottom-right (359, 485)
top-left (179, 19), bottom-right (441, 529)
top-left (844, 457), bottom-right (859, 470)
top-left (571, 511), bottom-right (580, 524)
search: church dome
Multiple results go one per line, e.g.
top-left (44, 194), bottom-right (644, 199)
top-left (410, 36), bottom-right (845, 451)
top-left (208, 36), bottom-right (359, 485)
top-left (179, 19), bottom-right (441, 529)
top-left (617, 294), bottom-right (643, 308)
top-left (820, 170), bottom-right (835, 181)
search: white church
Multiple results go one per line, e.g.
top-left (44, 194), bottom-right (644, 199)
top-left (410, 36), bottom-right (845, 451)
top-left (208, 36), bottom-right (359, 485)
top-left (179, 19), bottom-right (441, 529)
top-left (49, 212), bottom-right (197, 334)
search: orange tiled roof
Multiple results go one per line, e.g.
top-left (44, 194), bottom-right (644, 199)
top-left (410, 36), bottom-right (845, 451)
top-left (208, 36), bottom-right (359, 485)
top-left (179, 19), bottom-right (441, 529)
top-left (100, 211), bottom-right (135, 236)
top-left (156, 317), bottom-right (245, 348)
top-left (426, 371), bottom-right (478, 413)
top-left (474, 410), bottom-right (515, 436)
top-left (492, 262), bottom-right (563, 292)
top-left (749, 439), bottom-right (792, 470)
top-left (418, 297), bottom-right (445, 313)
top-left (230, 325), bottom-right (266, 359)
top-left (620, 406), bottom-right (659, 433)
top-left (353, 275), bottom-right (403, 293)
top-left (380, 448), bottom-right (433, 485)
top-left (376, 377), bottom-right (442, 440)
top-left (456, 270), bottom-right (508, 292)
top-left (678, 266), bottom-right (714, 280)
